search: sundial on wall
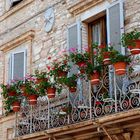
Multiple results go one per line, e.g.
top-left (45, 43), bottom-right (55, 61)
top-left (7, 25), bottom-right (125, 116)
top-left (45, 7), bottom-right (55, 33)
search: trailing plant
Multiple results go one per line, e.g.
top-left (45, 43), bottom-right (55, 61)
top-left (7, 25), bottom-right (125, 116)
top-left (20, 76), bottom-right (39, 96)
top-left (49, 54), bottom-right (71, 77)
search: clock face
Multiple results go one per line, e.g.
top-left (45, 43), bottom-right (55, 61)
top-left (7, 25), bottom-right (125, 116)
top-left (45, 7), bottom-right (55, 33)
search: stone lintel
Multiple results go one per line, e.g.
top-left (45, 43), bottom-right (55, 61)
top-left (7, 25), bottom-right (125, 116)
top-left (68, 0), bottom-right (104, 15)
top-left (0, 30), bottom-right (35, 52)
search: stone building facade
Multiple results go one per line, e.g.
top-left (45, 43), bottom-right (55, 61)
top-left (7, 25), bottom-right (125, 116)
top-left (0, 0), bottom-right (140, 140)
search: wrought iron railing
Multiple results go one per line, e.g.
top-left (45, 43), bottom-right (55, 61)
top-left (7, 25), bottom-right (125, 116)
top-left (15, 55), bottom-right (140, 137)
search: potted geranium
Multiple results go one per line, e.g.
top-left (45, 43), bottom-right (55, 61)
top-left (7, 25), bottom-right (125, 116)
top-left (100, 46), bottom-right (113, 65)
top-left (69, 49), bottom-right (90, 67)
top-left (110, 49), bottom-right (131, 75)
top-left (3, 95), bottom-right (21, 114)
top-left (57, 74), bottom-right (78, 93)
top-left (20, 77), bottom-right (39, 105)
top-left (121, 29), bottom-right (140, 55)
top-left (49, 55), bottom-right (71, 78)
top-left (1, 82), bottom-right (18, 97)
top-left (45, 80), bottom-right (56, 99)
top-left (85, 53), bottom-right (103, 85)
top-left (86, 62), bottom-right (102, 85)
top-left (67, 75), bottom-right (78, 93)
top-left (34, 70), bottom-right (48, 84)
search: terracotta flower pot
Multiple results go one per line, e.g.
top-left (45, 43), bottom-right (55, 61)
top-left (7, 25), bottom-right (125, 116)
top-left (69, 86), bottom-right (77, 93)
top-left (12, 101), bottom-right (20, 112)
top-left (90, 71), bottom-right (100, 85)
top-left (58, 71), bottom-right (68, 77)
top-left (28, 95), bottom-right (38, 105)
top-left (113, 62), bottom-right (127, 75)
top-left (128, 40), bottom-right (140, 55)
top-left (76, 62), bottom-right (86, 67)
top-left (46, 87), bottom-right (56, 98)
top-left (103, 52), bottom-right (111, 65)
top-left (8, 91), bottom-right (16, 96)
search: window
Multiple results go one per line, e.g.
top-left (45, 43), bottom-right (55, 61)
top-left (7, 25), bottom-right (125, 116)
top-left (10, 0), bottom-right (23, 8)
top-left (88, 15), bottom-right (107, 50)
top-left (8, 49), bottom-right (27, 82)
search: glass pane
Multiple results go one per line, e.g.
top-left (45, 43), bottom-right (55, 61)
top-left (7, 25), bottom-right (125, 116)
top-left (92, 23), bottom-right (101, 45)
top-left (13, 52), bottom-right (24, 80)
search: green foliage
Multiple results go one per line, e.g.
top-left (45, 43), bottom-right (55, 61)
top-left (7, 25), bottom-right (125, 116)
top-left (3, 95), bottom-right (20, 115)
top-left (69, 51), bottom-right (90, 64)
top-left (121, 29), bottom-right (140, 47)
top-left (1, 81), bottom-right (21, 98)
top-left (22, 79), bottom-right (37, 96)
top-left (110, 49), bottom-right (131, 64)
top-left (34, 70), bottom-right (47, 79)
top-left (57, 74), bottom-right (78, 87)
top-left (49, 59), bottom-right (71, 77)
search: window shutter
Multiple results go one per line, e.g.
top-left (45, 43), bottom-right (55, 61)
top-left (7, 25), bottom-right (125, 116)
top-left (107, 1), bottom-right (124, 53)
top-left (107, 1), bottom-right (125, 97)
top-left (68, 21), bottom-right (82, 52)
top-left (68, 21), bottom-right (82, 76)
top-left (12, 51), bottom-right (26, 80)
top-left (68, 21), bottom-right (83, 99)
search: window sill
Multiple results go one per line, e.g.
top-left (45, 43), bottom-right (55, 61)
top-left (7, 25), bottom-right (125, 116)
top-left (0, 0), bottom-right (34, 22)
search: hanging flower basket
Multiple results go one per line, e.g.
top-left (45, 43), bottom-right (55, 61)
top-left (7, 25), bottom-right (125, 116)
top-left (8, 91), bottom-right (16, 96)
top-left (128, 40), bottom-right (140, 55)
top-left (69, 86), bottom-right (77, 93)
top-left (12, 101), bottom-right (20, 112)
top-left (113, 62), bottom-right (127, 75)
top-left (103, 52), bottom-right (111, 65)
top-left (90, 71), bottom-right (100, 85)
top-left (28, 95), bottom-right (38, 105)
top-left (46, 87), bottom-right (56, 98)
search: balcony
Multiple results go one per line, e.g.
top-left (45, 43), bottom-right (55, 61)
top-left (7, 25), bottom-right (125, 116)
top-left (14, 55), bottom-right (140, 139)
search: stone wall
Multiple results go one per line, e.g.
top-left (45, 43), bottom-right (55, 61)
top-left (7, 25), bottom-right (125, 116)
top-left (125, 0), bottom-right (140, 31)
top-left (0, 0), bottom-right (140, 139)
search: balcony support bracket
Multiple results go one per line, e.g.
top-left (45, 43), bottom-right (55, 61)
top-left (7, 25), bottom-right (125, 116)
top-left (93, 121), bottom-right (113, 140)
